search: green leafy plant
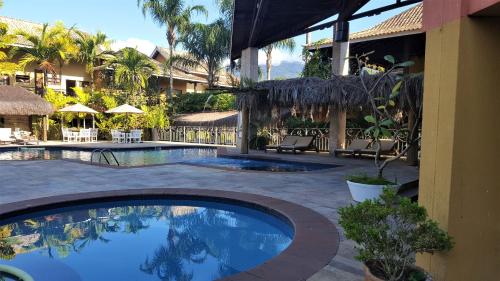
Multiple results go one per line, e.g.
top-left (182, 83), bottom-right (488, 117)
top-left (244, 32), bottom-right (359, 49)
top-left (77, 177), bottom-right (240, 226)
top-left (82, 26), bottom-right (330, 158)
top-left (301, 40), bottom-right (332, 79)
top-left (339, 188), bottom-right (453, 281)
top-left (352, 53), bottom-right (423, 179)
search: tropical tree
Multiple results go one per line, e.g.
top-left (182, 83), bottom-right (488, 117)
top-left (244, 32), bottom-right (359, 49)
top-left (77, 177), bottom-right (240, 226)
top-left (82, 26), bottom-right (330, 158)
top-left (106, 48), bottom-right (158, 105)
top-left (11, 22), bottom-right (72, 95)
top-left (74, 31), bottom-right (112, 91)
top-left (262, 39), bottom-right (296, 80)
top-left (137, 0), bottom-right (206, 99)
top-left (0, 2), bottom-right (20, 75)
top-left (172, 19), bottom-right (230, 89)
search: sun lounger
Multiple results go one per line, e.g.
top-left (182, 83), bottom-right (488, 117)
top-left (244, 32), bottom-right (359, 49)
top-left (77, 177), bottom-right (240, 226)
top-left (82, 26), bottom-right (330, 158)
top-left (265, 135), bottom-right (299, 152)
top-left (358, 139), bottom-right (397, 157)
top-left (0, 128), bottom-right (15, 144)
top-left (13, 131), bottom-right (38, 145)
top-left (278, 136), bottom-right (318, 154)
top-left (334, 139), bottom-right (371, 157)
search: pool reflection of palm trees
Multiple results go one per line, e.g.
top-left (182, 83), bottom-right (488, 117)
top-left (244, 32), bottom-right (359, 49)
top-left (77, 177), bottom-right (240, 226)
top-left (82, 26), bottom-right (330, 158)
top-left (1, 202), bottom-right (292, 280)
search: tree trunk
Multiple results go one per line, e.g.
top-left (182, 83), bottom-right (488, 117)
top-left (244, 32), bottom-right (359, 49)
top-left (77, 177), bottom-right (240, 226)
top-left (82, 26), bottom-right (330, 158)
top-left (43, 70), bottom-right (48, 97)
top-left (168, 44), bottom-right (174, 101)
top-left (266, 49), bottom-right (272, 80)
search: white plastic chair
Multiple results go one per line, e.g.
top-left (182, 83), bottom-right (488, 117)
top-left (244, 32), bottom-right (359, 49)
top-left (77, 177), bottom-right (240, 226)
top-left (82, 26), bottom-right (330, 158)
top-left (130, 130), bottom-right (143, 143)
top-left (77, 129), bottom-right (91, 143)
top-left (90, 128), bottom-right (99, 142)
top-left (111, 130), bottom-right (125, 143)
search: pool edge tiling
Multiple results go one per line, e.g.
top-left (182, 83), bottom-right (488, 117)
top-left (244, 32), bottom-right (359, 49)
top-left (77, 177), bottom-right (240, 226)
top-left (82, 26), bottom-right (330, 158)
top-left (0, 188), bottom-right (340, 281)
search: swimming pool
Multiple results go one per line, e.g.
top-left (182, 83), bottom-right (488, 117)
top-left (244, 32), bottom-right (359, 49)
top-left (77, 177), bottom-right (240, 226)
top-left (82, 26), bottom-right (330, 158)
top-left (0, 147), bottom-right (338, 172)
top-left (0, 199), bottom-right (293, 281)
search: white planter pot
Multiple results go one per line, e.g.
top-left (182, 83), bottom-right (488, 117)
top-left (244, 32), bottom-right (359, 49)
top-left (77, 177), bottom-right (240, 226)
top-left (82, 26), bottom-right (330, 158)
top-left (347, 181), bottom-right (399, 202)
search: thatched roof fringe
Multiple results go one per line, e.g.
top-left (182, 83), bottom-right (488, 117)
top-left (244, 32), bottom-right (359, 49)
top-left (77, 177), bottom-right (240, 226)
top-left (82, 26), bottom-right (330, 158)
top-left (236, 73), bottom-right (423, 121)
top-left (0, 86), bottom-right (54, 116)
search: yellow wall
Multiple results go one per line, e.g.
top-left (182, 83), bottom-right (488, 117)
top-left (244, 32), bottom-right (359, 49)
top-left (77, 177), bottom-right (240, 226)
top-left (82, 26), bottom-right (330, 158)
top-left (418, 16), bottom-right (500, 281)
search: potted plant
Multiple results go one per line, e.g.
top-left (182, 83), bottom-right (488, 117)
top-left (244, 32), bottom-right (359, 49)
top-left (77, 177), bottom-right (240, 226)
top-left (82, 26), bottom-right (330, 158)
top-left (346, 53), bottom-right (423, 201)
top-left (339, 188), bottom-right (453, 281)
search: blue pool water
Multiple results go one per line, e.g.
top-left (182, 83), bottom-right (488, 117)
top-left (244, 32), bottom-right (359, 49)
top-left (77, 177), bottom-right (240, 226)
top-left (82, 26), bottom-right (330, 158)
top-left (0, 147), bottom-right (337, 171)
top-left (0, 199), bottom-right (293, 281)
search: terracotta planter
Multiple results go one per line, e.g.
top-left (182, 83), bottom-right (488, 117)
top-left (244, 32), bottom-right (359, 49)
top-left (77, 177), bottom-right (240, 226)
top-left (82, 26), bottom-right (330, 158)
top-left (364, 263), bottom-right (431, 281)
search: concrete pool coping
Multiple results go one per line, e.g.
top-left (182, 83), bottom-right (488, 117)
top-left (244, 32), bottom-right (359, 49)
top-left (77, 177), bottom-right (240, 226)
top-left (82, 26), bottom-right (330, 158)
top-left (0, 188), bottom-right (340, 281)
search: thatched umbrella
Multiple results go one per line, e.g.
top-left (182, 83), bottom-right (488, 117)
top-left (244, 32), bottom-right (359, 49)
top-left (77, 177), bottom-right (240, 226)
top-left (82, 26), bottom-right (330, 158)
top-left (0, 86), bottom-right (54, 141)
top-left (105, 104), bottom-right (144, 130)
top-left (0, 86), bottom-right (54, 116)
top-left (59, 103), bottom-right (98, 128)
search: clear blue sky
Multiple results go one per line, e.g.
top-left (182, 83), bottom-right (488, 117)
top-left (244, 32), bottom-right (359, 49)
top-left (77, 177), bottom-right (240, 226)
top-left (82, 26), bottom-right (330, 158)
top-left (0, 0), bottom-right (417, 63)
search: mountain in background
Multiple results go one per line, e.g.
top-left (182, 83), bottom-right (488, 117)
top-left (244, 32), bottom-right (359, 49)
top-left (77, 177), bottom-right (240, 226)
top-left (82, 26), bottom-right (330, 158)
top-left (261, 61), bottom-right (304, 80)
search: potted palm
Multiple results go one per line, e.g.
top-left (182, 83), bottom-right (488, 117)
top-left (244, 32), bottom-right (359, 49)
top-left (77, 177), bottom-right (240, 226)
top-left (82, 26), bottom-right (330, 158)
top-left (346, 53), bottom-right (422, 202)
top-left (339, 188), bottom-right (453, 281)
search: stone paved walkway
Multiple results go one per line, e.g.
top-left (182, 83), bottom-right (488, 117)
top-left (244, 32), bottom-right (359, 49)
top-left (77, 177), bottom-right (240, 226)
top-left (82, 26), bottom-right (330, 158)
top-left (0, 144), bottom-right (419, 281)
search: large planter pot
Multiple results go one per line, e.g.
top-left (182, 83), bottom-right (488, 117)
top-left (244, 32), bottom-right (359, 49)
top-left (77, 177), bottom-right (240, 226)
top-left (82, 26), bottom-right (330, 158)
top-left (364, 263), bottom-right (431, 281)
top-left (347, 181), bottom-right (399, 202)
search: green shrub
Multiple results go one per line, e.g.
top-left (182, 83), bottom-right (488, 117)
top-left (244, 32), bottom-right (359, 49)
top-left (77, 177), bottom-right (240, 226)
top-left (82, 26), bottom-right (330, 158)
top-left (339, 188), bottom-right (453, 281)
top-left (173, 91), bottom-right (235, 113)
top-left (250, 135), bottom-right (269, 150)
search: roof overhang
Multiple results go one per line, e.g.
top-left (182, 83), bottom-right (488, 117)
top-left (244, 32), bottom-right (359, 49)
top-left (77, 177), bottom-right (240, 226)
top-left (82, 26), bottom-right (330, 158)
top-left (230, 0), bottom-right (370, 60)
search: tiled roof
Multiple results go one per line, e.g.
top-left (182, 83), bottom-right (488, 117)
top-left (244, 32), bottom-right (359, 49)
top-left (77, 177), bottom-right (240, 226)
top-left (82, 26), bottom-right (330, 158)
top-left (152, 46), bottom-right (236, 87)
top-left (350, 3), bottom-right (423, 40)
top-left (0, 16), bottom-right (43, 47)
top-left (0, 16), bottom-right (86, 47)
top-left (307, 3), bottom-right (423, 48)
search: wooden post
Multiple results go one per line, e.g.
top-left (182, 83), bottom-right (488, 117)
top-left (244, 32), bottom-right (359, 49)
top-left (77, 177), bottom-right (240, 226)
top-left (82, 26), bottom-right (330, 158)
top-left (329, 108), bottom-right (346, 154)
top-left (42, 115), bottom-right (48, 142)
top-left (330, 26), bottom-right (349, 156)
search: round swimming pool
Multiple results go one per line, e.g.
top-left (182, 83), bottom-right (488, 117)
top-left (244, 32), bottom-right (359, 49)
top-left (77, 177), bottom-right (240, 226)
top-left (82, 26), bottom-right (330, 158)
top-left (0, 198), bottom-right (293, 281)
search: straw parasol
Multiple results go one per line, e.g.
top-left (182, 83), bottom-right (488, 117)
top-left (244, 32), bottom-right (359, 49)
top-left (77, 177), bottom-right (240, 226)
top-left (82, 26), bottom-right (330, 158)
top-left (59, 103), bottom-right (98, 128)
top-left (0, 86), bottom-right (54, 116)
top-left (105, 104), bottom-right (144, 130)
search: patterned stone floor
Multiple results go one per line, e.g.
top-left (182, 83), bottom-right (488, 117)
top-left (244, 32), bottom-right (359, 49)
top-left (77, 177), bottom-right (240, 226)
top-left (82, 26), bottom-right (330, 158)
top-left (0, 142), bottom-right (419, 281)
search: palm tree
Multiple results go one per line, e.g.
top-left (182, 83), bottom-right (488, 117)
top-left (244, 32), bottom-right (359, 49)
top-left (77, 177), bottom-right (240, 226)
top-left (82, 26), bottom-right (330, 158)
top-left (11, 23), bottom-right (70, 95)
top-left (74, 31), bottom-right (112, 91)
top-left (138, 0), bottom-right (206, 100)
top-left (172, 19), bottom-right (230, 89)
top-left (106, 47), bottom-right (158, 105)
top-left (262, 38), bottom-right (296, 80)
top-left (0, 1), bottom-right (20, 75)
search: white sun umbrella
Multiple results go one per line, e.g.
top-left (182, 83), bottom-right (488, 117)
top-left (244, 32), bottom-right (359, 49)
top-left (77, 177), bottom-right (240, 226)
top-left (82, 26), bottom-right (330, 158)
top-left (105, 104), bottom-right (144, 130)
top-left (59, 103), bottom-right (98, 128)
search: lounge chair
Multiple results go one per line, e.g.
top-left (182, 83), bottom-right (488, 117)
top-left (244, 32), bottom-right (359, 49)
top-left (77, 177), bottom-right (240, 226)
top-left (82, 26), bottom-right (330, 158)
top-left (13, 131), bottom-right (38, 145)
top-left (334, 139), bottom-right (371, 157)
top-left (358, 139), bottom-right (397, 157)
top-left (0, 128), bottom-right (15, 144)
top-left (278, 136), bottom-right (319, 154)
top-left (265, 135), bottom-right (299, 152)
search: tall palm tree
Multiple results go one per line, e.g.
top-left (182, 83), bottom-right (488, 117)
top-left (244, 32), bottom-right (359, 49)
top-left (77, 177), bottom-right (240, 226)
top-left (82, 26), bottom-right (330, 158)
top-left (172, 19), bottom-right (230, 89)
top-left (74, 31), bottom-right (112, 91)
top-left (11, 23), bottom-right (70, 95)
top-left (106, 48), bottom-right (158, 105)
top-left (138, 0), bottom-right (206, 100)
top-left (262, 39), bottom-right (296, 80)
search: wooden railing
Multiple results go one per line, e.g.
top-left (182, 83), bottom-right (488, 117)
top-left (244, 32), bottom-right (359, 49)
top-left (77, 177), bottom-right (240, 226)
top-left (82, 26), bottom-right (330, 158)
top-left (159, 126), bottom-right (417, 154)
top-left (158, 127), bottom-right (237, 146)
